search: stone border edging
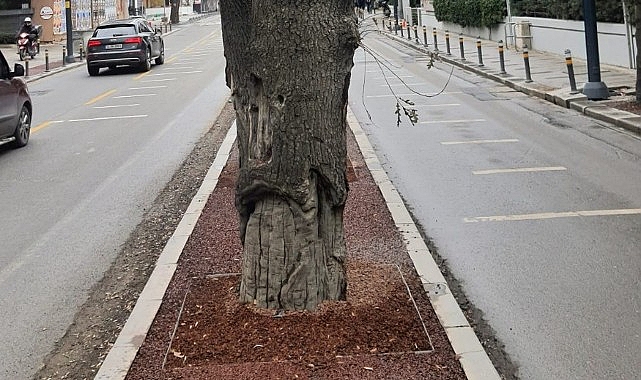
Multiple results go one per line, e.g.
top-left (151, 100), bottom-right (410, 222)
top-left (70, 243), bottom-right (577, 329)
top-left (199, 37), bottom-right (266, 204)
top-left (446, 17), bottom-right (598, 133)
top-left (347, 108), bottom-right (501, 380)
top-left (93, 122), bottom-right (237, 380)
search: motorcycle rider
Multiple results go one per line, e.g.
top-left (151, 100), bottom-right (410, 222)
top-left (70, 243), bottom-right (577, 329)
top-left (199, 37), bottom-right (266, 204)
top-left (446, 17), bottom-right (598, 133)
top-left (17, 17), bottom-right (38, 49)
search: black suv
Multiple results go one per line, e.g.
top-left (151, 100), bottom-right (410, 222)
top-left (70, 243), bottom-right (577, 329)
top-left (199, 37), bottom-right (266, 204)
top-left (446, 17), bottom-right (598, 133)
top-left (86, 17), bottom-right (165, 76)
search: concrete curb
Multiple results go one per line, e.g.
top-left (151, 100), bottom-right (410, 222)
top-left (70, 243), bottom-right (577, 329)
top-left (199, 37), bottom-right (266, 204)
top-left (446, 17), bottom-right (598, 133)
top-left (347, 108), bottom-right (501, 380)
top-left (93, 122), bottom-right (237, 380)
top-left (381, 31), bottom-right (641, 135)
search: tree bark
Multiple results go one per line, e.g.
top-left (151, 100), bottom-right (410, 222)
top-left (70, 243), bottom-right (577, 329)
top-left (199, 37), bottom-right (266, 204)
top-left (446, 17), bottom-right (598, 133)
top-left (170, 0), bottom-right (180, 24)
top-left (220, 1), bottom-right (359, 310)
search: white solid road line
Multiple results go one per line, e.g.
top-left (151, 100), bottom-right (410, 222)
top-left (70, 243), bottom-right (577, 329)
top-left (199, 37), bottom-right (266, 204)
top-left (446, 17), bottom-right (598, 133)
top-left (366, 92), bottom-right (463, 98)
top-left (464, 209), bottom-right (641, 223)
top-left (148, 71), bottom-right (203, 76)
top-left (113, 94), bottom-right (156, 99)
top-left (93, 104), bottom-right (140, 109)
top-left (128, 86), bottom-right (167, 90)
top-left (473, 166), bottom-right (567, 175)
top-left (441, 139), bottom-right (519, 145)
top-left (414, 103), bottom-right (461, 107)
top-left (141, 78), bottom-right (177, 82)
top-left (421, 118), bottom-right (486, 124)
top-left (68, 115), bottom-right (148, 122)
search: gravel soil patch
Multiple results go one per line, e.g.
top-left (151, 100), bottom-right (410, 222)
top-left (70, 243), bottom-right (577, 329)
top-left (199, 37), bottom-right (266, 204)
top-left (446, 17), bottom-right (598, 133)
top-left (124, 120), bottom-right (467, 379)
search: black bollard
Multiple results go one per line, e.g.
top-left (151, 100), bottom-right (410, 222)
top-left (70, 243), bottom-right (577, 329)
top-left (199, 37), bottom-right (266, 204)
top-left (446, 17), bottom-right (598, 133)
top-left (565, 49), bottom-right (578, 93)
top-left (498, 41), bottom-right (506, 74)
top-left (423, 26), bottom-right (428, 46)
top-left (523, 46), bottom-right (533, 82)
top-left (45, 49), bottom-right (50, 72)
top-left (25, 60), bottom-right (29, 76)
top-left (62, 46), bottom-right (67, 66)
top-left (476, 37), bottom-right (484, 67)
top-left (432, 27), bottom-right (438, 51)
top-left (400, 20), bottom-right (404, 37)
top-left (459, 35), bottom-right (465, 60)
top-left (407, 24), bottom-right (412, 40)
top-left (445, 31), bottom-right (451, 55)
top-left (79, 47), bottom-right (84, 61)
top-left (413, 25), bottom-right (418, 43)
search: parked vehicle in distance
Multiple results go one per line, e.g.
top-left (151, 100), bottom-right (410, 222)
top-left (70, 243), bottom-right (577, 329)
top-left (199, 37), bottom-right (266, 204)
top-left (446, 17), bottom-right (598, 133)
top-left (86, 17), bottom-right (164, 76)
top-left (0, 49), bottom-right (31, 149)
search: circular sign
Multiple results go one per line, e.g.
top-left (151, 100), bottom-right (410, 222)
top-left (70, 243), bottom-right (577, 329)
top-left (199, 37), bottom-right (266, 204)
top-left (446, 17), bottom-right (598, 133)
top-left (40, 6), bottom-right (54, 20)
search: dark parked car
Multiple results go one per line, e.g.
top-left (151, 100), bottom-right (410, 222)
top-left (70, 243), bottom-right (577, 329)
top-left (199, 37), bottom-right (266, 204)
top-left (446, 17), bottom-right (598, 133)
top-left (0, 49), bottom-right (31, 149)
top-left (86, 17), bottom-right (165, 76)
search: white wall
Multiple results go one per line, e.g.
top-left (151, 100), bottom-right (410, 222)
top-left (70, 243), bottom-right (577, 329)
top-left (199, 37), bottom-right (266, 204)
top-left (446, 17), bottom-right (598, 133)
top-left (413, 9), bottom-right (636, 68)
top-left (512, 17), bottom-right (635, 68)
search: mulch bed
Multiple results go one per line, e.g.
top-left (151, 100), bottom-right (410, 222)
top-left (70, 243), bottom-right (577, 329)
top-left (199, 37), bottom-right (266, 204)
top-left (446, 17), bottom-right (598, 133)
top-left (124, 127), bottom-right (466, 379)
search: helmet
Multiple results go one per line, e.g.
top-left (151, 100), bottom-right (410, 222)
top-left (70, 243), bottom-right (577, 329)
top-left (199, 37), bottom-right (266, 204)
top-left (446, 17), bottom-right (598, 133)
top-left (24, 17), bottom-right (32, 24)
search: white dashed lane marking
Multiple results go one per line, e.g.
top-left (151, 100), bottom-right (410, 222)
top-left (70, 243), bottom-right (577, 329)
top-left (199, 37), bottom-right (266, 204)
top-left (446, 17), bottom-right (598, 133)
top-left (440, 139), bottom-right (519, 145)
top-left (472, 166), bottom-right (567, 175)
top-left (464, 209), bottom-right (641, 223)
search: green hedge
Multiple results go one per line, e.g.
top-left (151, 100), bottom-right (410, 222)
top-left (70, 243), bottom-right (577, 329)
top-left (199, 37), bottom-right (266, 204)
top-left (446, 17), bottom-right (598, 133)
top-left (511, 0), bottom-right (631, 23)
top-left (433, 0), bottom-right (507, 28)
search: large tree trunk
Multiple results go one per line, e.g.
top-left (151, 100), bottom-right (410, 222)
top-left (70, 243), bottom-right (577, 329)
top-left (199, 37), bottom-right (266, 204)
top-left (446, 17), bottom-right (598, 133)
top-left (220, 1), bottom-right (359, 310)
top-left (170, 0), bottom-right (180, 24)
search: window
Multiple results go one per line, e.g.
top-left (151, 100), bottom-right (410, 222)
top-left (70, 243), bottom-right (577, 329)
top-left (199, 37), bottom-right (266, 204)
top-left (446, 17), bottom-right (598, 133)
top-left (94, 25), bottom-right (136, 37)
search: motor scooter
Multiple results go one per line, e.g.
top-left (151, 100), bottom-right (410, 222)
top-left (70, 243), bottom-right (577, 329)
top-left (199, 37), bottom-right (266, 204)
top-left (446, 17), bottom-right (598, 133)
top-left (17, 30), bottom-right (40, 61)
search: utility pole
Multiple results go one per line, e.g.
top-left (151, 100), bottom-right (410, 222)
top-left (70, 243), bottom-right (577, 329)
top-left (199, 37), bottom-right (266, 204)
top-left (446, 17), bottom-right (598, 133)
top-left (64, 0), bottom-right (75, 63)
top-left (582, 0), bottom-right (609, 99)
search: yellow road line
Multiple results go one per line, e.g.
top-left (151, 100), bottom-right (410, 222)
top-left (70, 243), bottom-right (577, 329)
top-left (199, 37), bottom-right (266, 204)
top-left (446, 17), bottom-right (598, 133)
top-left (134, 71), bottom-right (151, 80)
top-left (184, 32), bottom-right (216, 52)
top-left (31, 121), bottom-right (52, 134)
top-left (85, 89), bottom-right (116, 105)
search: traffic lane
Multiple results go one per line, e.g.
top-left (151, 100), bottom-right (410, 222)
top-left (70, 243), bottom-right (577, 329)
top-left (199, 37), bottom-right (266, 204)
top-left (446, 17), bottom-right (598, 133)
top-left (0, 23), bottom-right (228, 380)
top-left (350, 36), bottom-right (641, 379)
top-left (0, 31), bottom-right (225, 265)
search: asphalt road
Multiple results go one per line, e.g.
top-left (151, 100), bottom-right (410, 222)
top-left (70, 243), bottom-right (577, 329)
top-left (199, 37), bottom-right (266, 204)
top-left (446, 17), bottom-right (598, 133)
top-left (349, 33), bottom-right (641, 379)
top-left (0, 17), bottom-right (229, 380)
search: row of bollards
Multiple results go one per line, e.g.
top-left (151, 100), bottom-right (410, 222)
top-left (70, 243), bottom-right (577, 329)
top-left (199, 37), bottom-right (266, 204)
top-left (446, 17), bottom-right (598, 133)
top-left (377, 19), bottom-right (580, 91)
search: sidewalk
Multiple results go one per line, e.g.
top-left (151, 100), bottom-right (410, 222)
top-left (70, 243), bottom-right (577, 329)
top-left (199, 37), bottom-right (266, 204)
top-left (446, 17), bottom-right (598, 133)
top-left (0, 42), bottom-right (84, 80)
top-left (373, 16), bottom-right (641, 135)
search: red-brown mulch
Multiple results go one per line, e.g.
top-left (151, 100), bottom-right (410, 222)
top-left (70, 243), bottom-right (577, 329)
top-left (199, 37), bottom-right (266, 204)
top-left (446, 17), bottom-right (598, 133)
top-left (124, 126), bottom-right (466, 379)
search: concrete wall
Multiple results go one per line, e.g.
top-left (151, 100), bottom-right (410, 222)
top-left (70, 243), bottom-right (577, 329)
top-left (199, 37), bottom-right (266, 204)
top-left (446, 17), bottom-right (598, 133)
top-left (413, 9), bottom-right (636, 68)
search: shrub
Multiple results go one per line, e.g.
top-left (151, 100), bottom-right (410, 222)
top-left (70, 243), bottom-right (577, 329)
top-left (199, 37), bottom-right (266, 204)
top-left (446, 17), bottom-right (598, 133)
top-left (433, 0), bottom-right (506, 28)
top-left (511, 0), bottom-right (631, 23)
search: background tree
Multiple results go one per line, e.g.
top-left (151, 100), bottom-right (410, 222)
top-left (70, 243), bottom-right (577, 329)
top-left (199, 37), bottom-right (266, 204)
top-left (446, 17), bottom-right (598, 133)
top-left (219, 0), bottom-right (359, 311)
top-left (170, 0), bottom-right (180, 24)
